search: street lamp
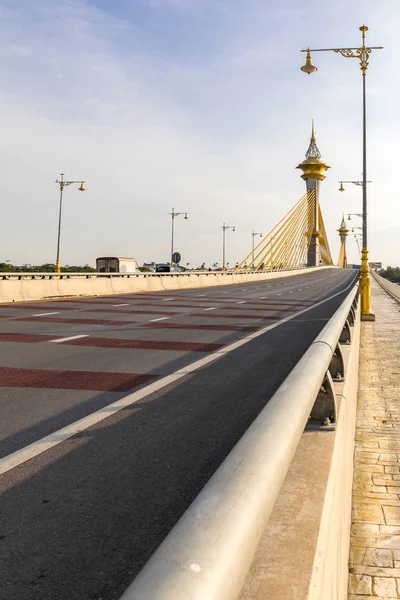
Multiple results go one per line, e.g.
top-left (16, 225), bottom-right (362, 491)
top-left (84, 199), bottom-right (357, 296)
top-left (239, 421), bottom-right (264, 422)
top-left (338, 179), bottom-right (371, 192)
top-left (251, 230), bottom-right (262, 265)
top-left (55, 173), bottom-right (85, 273)
top-left (169, 208), bottom-right (188, 268)
top-left (301, 25), bottom-right (383, 321)
top-left (348, 213), bottom-right (363, 220)
top-left (222, 223), bottom-right (235, 270)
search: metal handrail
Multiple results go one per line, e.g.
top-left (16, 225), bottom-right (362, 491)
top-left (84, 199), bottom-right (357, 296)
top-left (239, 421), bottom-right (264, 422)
top-left (119, 283), bottom-right (358, 600)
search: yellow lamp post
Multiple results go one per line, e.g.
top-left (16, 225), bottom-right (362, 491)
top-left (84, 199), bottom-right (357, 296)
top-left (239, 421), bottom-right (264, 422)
top-left (301, 25), bottom-right (383, 321)
top-left (55, 173), bottom-right (85, 273)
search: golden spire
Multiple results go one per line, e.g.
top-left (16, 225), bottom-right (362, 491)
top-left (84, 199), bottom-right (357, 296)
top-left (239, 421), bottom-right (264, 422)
top-left (296, 121), bottom-right (330, 180)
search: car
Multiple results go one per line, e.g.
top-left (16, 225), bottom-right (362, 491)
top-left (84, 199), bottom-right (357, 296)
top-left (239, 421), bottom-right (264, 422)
top-left (155, 265), bottom-right (171, 273)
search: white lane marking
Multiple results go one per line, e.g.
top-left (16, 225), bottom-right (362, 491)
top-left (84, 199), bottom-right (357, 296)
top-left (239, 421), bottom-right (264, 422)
top-left (260, 297), bottom-right (266, 299)
top-left (289, 291), bottom-right (293, 294)
top-left (0, 275), bottom-right (357, 477)
top-left (31, 312), bottom-right (60, 317)
top-left (162, 298), bottom-right (174, 301)
top-left (197, 294), bottom-right (206, 297)
top-left (112, 304), bottom-right (130, 307)
top-left (50, 335), bottom-right (89, 344)
top-left (237, 301), bottom-right (246, 304)
top-left (223, 292), bottom-right (229, 294)
top-left (150, 317), bottom-right (170, 322)
top-left (276, 293), bottom-right (282, 296)
top-left (298, 289), bottom-right (302, 291)
top-left (204, 307), bottom-right (217, 311)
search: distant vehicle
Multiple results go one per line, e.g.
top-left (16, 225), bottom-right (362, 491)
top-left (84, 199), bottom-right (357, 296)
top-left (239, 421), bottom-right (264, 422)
top-left (155, 264), bottom-right (185, 273)
top-left (96, 257), bottom-right (139, 273)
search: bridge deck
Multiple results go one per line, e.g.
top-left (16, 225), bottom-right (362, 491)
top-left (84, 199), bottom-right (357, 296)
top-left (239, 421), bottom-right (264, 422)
top-left (349, 278), bottom-right (400, 598)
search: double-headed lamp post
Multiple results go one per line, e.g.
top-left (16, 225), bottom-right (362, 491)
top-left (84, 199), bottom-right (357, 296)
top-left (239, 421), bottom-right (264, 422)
top-left (251, 230), bottom-right (262, 265)
top-left (169, 208), bottom-right (188, 268)
top-left (301, 25), bottom-right (383, 321)
top-left (55, 173), bottom-right (85, 273)
top-left (222, 223), bottom-right (235, 271)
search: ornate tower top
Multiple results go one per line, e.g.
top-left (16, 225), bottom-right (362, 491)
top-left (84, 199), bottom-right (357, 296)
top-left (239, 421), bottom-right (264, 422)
top-left (305, 121), bottom-right (322, 159)
top-left (296, 121), bottom-right (330, 181)
top-left (338, 213), bottom-right (349, 237)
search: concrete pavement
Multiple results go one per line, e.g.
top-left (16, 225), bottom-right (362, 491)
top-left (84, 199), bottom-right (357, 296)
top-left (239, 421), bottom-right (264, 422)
top-left (349, 278), bottom-right (400, 598)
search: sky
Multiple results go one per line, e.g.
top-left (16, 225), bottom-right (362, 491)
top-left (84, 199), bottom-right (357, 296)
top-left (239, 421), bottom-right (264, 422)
top-left (0, 0), bottom-right (398, 268)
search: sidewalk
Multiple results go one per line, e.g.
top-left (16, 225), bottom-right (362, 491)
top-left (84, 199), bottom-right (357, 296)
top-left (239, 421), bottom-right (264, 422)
top-left (349, 278), bottom-right (400, 598)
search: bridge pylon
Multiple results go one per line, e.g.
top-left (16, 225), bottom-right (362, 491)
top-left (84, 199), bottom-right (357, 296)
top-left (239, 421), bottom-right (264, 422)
top-left (296, 122), bottom-right (330, 267)
top-left (337, 214), bottom-right (349, 268)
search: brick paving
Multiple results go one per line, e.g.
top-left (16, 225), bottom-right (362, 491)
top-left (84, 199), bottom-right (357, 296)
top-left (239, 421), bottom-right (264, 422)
top-left (349, 278), bottom-right (400, 598)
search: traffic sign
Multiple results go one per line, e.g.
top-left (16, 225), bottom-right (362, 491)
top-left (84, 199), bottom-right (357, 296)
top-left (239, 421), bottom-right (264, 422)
top-left (172, 252), bottom-right (181, 264)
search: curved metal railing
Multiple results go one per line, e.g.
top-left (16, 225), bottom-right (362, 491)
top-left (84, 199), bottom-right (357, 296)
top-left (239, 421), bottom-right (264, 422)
top-left (119, 282), bottom-right (359, 600)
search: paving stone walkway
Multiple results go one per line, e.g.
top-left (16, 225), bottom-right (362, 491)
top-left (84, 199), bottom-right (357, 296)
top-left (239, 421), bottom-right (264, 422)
top-left (349, 278), bottom-right (400, 599)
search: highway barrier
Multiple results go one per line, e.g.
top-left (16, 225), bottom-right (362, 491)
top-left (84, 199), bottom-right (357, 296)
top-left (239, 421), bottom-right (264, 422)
top-left (0, 266), bottom-right (331, 304)
top-left (119, 282), bottom-right (359, 600)
top-left (371, 269), bottom-right (400, 302)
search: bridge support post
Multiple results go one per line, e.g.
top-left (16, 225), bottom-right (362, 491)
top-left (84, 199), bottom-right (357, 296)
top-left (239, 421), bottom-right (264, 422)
top-left (360, 249), bottom-right (375, 321)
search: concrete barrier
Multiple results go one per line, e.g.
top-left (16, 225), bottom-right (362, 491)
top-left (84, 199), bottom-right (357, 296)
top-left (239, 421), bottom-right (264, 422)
top-left (307, 300), bottom-right (361, 599)
top-left (0, 267), bottom-right (331, 304)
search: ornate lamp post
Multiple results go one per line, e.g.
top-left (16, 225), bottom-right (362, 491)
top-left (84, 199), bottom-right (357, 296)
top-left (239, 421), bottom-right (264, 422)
top-left (169, 208), bottom-right (188, 268)
top-left (55, 173), bottom-right (85, 273)
top-left (222, 223), bottom-right (235, 271)
top-left (301, 25), bottom-right (383, 320)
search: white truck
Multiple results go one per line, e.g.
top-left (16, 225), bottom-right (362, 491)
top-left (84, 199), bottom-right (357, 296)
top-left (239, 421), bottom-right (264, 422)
top-left (96, 257), bottom-right (140, 273)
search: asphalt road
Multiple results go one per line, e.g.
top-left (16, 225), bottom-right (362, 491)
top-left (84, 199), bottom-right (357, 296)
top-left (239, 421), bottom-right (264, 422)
top-left (0, 268), bottom-right (357, 600)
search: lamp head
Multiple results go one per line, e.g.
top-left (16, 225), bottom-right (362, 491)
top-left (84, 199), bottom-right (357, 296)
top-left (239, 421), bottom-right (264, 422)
top-left (184, 213), bottom-right (188, 220)
top-left (78, 181), bottom-right (85, 192)
top-left (339, 182), bottom-right (345, 192)
top-left (232, 226), bottom-right (236, 232)
top-left (301, 49), bottom-right (318, 75)
top-left (348, 214), bottom-right (351, 220)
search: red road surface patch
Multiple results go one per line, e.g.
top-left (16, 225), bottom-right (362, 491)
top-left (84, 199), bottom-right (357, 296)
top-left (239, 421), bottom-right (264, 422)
top-left (221, 306), bottom-right (296, 312)
top-left (0, 333), bottom-right (56, 343)
top-left (86, 309), bottom-right (180, 315)
top-left (63, 337), bottom-right (225, 353)
top-left (0, 304), bottom-right (75, 311)
top-left (144, 323), bottom-right (260, 332)
top-left (0, 367), bottom-right (158, 391)
top-left (191, 313), bottom-right (284, 320)
top-left (15, 316), bottom-right (136, 326)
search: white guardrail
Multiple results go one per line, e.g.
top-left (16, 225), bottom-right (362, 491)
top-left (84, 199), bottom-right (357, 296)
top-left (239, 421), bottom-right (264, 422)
top-left (0, 267), bottom-right (308, 280)
top-left (119, 283), bottom-right (359, 600)
top-left (371, 269), bottom-right (400, 301)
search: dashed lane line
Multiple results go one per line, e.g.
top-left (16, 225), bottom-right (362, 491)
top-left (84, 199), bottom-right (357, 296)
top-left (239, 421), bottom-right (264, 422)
top-left (0, 274), bottom-right (357, 477)
top-left (31, 312), bottom-right (60, 317)
top-left (204, 307), bottom-right (217, 311)
top-left (51, 335), bottom-right (89, 344)
top-left (112, 304), bottom-right (130, 307)
top-left (149, 317), bottom-right (170, 322)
